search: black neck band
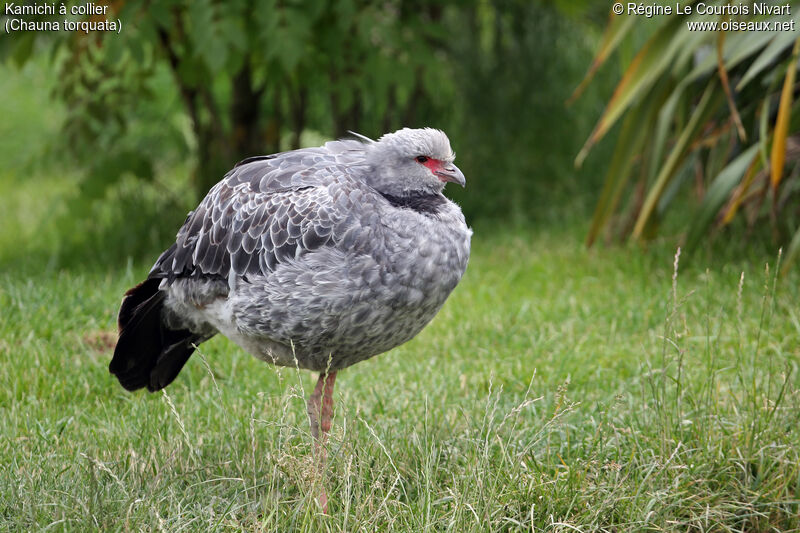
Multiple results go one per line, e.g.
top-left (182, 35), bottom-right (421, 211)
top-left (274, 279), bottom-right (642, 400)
top-left (381, 193), bottom-right (446, 215)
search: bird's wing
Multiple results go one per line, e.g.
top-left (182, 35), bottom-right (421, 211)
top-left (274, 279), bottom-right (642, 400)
top-left (150, 141), bottom-right (381, 281)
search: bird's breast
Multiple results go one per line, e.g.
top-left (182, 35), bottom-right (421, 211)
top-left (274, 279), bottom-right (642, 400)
top-left (378, 207), bottom-right (471, 305)
top-left (217, 204), bottom-right (470, 371)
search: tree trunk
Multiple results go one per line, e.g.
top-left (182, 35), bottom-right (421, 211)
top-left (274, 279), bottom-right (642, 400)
top-left (192, 63), bottom-right (269, 198)
top-left (231, 65), bottom-right (265, 159)
top-left (289, 84), bottom-right (307, 150)
top-left (194, 128), bottom-right (233, 199)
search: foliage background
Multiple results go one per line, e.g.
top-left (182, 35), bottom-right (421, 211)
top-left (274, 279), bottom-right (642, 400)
top-left (0, 0), bottom-right (619, 272)
top-left (575, 2), bottom-right (800, 271)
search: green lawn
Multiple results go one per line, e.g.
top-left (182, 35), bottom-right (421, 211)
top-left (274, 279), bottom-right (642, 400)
top-left (2, 59), bottom-right (800, 533)
top-left (2, 207), bottom-right (799, 530)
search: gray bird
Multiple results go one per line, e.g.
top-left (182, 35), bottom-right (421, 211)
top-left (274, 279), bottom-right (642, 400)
top-left (110, 127), bottom-right (471, 511)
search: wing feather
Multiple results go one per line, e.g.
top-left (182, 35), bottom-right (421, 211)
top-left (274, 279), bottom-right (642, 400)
top-left (150, 140), bottom-right (379, 282)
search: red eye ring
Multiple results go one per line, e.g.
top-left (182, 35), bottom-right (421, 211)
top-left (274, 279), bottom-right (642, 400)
top-left (415, 156), bottom-right (429, 163)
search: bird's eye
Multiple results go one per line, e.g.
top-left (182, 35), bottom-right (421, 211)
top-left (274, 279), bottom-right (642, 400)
top-left (415, 156), bottom-right (429, 163)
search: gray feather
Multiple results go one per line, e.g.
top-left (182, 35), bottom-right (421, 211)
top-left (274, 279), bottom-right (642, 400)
top-left (147, 129), bottom-right (471, 374)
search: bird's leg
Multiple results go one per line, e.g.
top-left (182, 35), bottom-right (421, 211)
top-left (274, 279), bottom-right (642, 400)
top-left (307, 371), bottom-right (337, 513)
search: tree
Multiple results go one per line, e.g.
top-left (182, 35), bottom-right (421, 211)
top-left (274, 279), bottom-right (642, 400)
top-left (2, 0), bottom-right (455, 199)
top-left (1, 0), bottom-right (609, 234)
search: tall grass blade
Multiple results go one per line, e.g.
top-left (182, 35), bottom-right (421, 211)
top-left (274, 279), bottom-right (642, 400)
top-left (687, 27), bottom-right (775, 83)
top-left (568, 11), bottom-right (635, 104)
top-left (719, 147), bottom-right (762, 225)
top-left (576, 15), bottom-right (686, 166)
top-left (647, 82), bottom-right (686, 184)
top-left (781, 223), bottom-right (800, 275)
top-left (770, 38), bottom-right (800, 190)
top-left (586, 98), bottom-right (656, 245)
top-left (737, 27), bottom-right (800, 91)
top-left (685, 144), bottom-right (759, 250)
top-left (716, 31), bottom-right (746, 141)
top-left (632, 81), bottom-right (722, 240)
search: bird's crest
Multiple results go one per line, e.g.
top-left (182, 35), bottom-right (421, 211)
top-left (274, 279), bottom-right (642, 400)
top-left (346, 130), bottom-right (376, 144)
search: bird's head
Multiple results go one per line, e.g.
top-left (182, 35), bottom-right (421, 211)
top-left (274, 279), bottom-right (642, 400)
top-left (362, 128), bottom-right (465, 197)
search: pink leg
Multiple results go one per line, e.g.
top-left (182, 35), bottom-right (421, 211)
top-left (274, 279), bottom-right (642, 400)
top-left (307, 371), bottom-right (337, 513)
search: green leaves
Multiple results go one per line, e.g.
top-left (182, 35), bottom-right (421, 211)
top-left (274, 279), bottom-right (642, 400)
top-left (576, 13), bottom-right (690, 166)
top-left (577, 1), bottom-right (800, 271)
top-left (770, 38), bottom-right (800, 190)
top-left (24, 0), bottom-right (474, 205)
top-left (568, 11), bottom-right (635, 105)
top-left (633, 81), bottom-right (722, 239)
top-left (685, 144), bottom-right (760, 251)
top-left (737, 28), bottom-right (800, 91)
top-left (586, 85), bottom-right (668, 246)
top-left (187, 0), bottom-right (228, 73)
top-left (81, 150), bottom-right (155, 201)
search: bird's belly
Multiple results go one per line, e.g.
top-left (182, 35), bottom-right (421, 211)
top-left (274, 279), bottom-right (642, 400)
top-left (225, 245), bottom-right (467, 371)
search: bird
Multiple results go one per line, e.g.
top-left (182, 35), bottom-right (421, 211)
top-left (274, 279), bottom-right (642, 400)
top-left (109, 127), bottom-right (472, 512)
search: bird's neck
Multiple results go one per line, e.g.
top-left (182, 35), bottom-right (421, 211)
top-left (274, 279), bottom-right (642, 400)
top-left (380, 192), bottom-right (447, 216)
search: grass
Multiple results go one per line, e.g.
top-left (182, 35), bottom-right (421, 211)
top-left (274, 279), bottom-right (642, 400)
top-left (2, 59), bottom-right (800, 532)
top-left (2, 210), bottom-right (800, 531)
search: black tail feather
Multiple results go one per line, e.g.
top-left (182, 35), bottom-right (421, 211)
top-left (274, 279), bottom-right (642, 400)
top-left (110, 278), bottom-right (202, 392)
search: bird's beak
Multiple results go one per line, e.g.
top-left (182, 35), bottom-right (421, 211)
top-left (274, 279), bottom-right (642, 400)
top-left (435, 164), bottom-right (466, 187)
